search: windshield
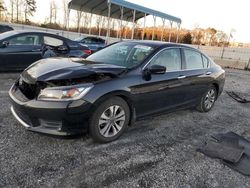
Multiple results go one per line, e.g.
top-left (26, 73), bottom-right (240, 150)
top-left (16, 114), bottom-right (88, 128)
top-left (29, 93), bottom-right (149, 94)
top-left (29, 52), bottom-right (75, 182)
top-left (0, 31), bottom-right (18, 40)
top-left (86, 42), bottom-right (155, 68)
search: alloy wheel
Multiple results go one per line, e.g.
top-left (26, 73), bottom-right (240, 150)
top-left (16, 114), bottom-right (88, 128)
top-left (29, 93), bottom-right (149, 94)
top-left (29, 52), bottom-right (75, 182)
top-left (204, 89), bottom-right (216, 110)
top-left (98, 105), bottom-right (126, 138)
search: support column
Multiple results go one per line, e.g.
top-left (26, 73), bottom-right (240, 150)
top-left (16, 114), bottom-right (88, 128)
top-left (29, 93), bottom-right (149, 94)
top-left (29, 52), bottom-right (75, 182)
top-left (67, 7), bottom-right (71, 38)
top-left (89, 13), bottom-right (93, 35)
top-left (168, 21), bottom-right (173, 42)
top-left (106, 0), bottom-right (111, 44)
top-left (176, 23), bottom-right (181, 43)
top-left (78, 11), bottom-right (82, 34)
top-left (116, 20), bottom-right (119, 39)
top-left (119, 6), bottom-right (124, 39)
top-left (152, 16), bottom-right (156, 40)
top-left (98, 16), bottom-right (102, 36)
top-left (161, 18), bottom-right (165, 41)
top-left (142, 13), bottom-right (146, 40)
top-left (131, 9), bottom-right (136, 40)
top-left (124, 23), bottom-right (127, 39)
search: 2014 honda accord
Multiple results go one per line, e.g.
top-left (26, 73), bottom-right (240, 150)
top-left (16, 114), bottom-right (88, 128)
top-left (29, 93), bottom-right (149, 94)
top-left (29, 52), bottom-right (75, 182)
top-left (9, 41), bottom-right (225, 143)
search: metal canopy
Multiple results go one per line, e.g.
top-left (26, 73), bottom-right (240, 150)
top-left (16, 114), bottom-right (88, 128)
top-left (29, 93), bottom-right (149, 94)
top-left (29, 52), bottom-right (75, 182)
top-left (68, 0), bottom-right (182, 24)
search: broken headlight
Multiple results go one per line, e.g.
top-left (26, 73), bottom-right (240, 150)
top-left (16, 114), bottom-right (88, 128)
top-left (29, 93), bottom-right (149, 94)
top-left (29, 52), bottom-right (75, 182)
top-left (38, 84), bottom-right (93, 101)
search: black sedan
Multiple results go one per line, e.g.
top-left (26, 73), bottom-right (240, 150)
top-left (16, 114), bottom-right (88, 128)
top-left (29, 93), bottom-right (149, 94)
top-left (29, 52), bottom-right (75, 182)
top-left (0, 31), bottom-right (91, 71)
top-left (9, 41), bottom-right (225, 143)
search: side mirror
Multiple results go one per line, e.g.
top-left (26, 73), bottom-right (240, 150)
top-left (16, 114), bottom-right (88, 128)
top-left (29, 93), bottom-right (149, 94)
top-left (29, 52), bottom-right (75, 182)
top-left (0, 41), bottom-right (9, 48)
top-left (149, 65), bottom-right (166, 74)
top-left (142, 65), bottom-right (166, 81)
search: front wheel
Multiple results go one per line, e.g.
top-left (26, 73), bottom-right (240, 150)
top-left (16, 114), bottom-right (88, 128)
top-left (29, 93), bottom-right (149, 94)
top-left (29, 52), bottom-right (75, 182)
top-left (89, 97), bottom-right (130, 143)
top-left (197, 86), bottom-right (217, 112)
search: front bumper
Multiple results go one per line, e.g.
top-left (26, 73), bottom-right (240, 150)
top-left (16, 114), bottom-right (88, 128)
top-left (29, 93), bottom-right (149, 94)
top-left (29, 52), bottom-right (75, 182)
top-left (9, 84), bottom-right (93, 136)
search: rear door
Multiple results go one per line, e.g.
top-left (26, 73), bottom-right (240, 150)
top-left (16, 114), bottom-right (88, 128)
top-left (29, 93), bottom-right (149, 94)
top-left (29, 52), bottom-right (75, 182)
top-left (0, 34), bottom-right (42, 70)
top-left (135, 48), bottom-right (188, 117)
top-left (181, 48), bottom-right (211, 104)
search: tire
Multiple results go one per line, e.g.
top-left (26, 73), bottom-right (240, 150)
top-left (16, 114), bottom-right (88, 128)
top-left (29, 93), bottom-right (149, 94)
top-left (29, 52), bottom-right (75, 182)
top-left (89, 97), bottom-right (130, 143)
top-left (197, 86), bottom-right (217, 112)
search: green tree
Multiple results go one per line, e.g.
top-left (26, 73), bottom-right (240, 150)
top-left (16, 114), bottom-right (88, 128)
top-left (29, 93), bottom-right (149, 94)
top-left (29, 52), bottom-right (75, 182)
top-left (24, 0), bottom-right (36, 23)
top-left (206, 27), bottom-right (217, 46)
top-left (182, 32), bottom-right (192, 44)
top-left (0, 1), bottom-right (4, 10)
top-left (0, 0), bottom-right (6, 21)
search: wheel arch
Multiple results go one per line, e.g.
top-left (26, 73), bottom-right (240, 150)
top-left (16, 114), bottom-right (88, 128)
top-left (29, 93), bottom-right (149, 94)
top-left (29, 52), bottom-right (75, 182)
top-left (212, 83), bottom-right (219, 99)
top-left (91, 90), bottom-right (136, 126)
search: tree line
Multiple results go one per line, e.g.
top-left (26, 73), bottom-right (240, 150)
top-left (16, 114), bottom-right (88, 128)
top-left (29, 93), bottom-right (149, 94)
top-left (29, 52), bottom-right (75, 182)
top-left (0, 0), bottom-right (36, 23)
top-left (0, 0), bottom-right (230, 46)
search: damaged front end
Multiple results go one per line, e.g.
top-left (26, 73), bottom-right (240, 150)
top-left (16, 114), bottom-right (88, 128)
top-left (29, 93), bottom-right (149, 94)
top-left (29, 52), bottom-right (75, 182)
top-left (16, 73), bottom-right (114, 101)
top-left (9, 57), bottom-right (126, 135)
top-left (13, 57), bottom-right (126, 101)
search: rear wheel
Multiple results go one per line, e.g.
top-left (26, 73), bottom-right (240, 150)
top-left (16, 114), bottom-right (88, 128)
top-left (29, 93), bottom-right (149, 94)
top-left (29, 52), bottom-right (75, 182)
top-left (197, 86), bottom-right (217, 112)
top-left (89, 97), bottom-right (130, 143)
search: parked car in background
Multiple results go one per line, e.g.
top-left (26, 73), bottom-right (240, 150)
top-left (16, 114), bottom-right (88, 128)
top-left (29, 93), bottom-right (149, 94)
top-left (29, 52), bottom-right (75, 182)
top-left (75, 36), bottom-right (106, 53)
top-left (9, 41), bottom-right (225, 143)
top-left (0, 31), bottom-right (92, 71)
top-left (0, 25), bottom-right (14, 33)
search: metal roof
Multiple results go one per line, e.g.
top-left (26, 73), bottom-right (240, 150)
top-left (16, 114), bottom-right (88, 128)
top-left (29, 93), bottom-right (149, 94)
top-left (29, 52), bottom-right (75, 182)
top-left (68, 0), bottom-right (182, 24)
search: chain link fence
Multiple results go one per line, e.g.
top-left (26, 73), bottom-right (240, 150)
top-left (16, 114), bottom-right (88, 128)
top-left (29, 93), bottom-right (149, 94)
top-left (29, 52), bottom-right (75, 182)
top-left (191, 45), bottom-right (250, 70)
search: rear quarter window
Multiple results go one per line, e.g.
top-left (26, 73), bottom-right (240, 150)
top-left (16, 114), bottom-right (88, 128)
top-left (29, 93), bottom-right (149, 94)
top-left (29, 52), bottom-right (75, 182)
top-left (202, 55), bottom-right (210, 68)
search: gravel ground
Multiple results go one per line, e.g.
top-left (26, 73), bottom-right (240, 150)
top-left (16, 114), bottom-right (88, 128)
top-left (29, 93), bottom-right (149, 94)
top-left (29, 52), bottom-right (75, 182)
top-left (0, 69), bottom-right (250, 188)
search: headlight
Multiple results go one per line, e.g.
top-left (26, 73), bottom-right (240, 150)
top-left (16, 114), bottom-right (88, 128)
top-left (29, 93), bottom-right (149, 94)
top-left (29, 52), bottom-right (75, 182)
top-left (38, 84), bottom-right (93, 101)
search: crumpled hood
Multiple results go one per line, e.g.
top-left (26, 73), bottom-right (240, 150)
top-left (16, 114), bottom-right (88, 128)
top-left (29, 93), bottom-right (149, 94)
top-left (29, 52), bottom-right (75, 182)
top-left (21, 57), bottom-right (126, 84)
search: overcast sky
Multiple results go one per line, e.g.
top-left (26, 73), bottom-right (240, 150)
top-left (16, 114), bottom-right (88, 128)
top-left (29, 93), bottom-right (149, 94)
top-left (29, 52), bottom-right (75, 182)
top-left (27, 0), bottom-right (250, 43)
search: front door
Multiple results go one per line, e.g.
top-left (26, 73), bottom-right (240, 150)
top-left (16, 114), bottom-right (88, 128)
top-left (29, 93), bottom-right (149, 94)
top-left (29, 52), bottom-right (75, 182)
top-left (135, 48), bottom-right (188, 117)
top-left (0, 34), bottom-right (42, 70)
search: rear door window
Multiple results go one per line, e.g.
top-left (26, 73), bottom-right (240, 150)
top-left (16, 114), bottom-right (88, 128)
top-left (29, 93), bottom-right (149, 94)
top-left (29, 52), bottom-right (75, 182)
top-left (83, 37), bottom-right (93, 44)
top-left (184, 49), bottom-right (204, 69)
top-left (91, 38), bottom-right (99, 43)
top-left (43, 36), bottom-right (63, 46)
top-left (98, 38), bottom-right (105, 44)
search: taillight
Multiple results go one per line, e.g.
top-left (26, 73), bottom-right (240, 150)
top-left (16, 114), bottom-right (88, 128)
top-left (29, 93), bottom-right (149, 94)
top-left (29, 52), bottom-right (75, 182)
top-left (83, 49), bottom-right (92, 55)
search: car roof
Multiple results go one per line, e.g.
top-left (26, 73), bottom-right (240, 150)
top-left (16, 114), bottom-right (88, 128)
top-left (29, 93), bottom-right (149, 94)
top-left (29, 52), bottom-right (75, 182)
top-left (0, 30), bottom-right (73, 41)
top-left (9, 30), bottom-right (55, 34)
top-left (121, 40), bottom-right (194, 49)
top-left (2, 30), bottom-right (70, 37)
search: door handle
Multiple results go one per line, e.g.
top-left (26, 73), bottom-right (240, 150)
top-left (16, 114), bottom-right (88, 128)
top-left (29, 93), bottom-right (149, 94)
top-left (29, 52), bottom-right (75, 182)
top-left (206, 71), bottom-right (212, 75)
top-left (177, 75), bottom-right (186, 79)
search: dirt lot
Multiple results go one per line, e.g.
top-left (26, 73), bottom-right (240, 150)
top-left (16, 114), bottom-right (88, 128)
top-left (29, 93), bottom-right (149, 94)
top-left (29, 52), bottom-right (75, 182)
top-left (0, 69), bottom-right (249, 188)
